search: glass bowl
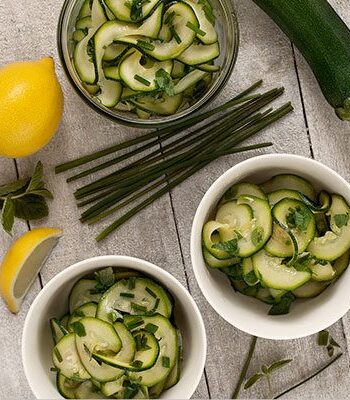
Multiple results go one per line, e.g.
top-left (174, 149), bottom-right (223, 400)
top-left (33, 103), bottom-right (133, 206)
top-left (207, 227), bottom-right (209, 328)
top-left (57, 0), bottom-right (239, 128)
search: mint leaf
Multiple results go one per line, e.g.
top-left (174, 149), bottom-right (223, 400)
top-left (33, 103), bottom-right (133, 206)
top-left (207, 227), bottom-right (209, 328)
top-left (267, 359), bottom-right (292, 373)
top-left (2, 197), bottom-right (15, 234)
top-left (221, 264), bottom-right (243, 280)
top-left (71, 321), bottom-right (86, 337)
top-left (0, 178), bottom-right (29, 197)
top-left (251, 227), bottom-right (264, 247)
top-left (244, 373), bottom-right (263, 390)
top-left (268, 293), bottom-right (295, 315)
top-left (286, 206), bottom-right (311, 231)
top-left (155, 69), bottom-right (175, 96)
top-left (93, 267), bottom-right (115, 293)
top-left (244, 270), bottom-right (259, 286)
top-left (13, 195), bottom-right (49, 220)
top-left (334, 213), bottom-right (349, 229)
top-left (26, 161), bottom-right (44, 192)
top-left (213, 238), bottom-right (239, 256)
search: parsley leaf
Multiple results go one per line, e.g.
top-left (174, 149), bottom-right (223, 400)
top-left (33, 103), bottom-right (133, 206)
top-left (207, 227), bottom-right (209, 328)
top-left (154, 69), bottom-right (175, 96)
top-left (268, 293), bottom-right (295, 315)
top-left (212, 238), bottom-right (239, 256)
top-left (334, 213), bottom-right (349, 229)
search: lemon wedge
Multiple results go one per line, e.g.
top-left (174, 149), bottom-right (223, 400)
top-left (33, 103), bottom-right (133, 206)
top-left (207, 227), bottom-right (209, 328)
top-left (0, 227), bottom-right (62, 313)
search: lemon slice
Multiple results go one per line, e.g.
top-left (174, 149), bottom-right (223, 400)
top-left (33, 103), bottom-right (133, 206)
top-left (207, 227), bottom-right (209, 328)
top-left (0, 227), bottom-right (62, 313)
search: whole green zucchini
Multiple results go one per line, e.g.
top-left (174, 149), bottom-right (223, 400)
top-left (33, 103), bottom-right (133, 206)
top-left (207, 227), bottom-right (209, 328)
top-left (252, 0), bottom-right (350, 121)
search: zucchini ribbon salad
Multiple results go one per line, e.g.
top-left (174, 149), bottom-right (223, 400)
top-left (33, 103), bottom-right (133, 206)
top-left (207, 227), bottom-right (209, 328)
top-left (73, 0), bottom-right (220, 118)
top-left (50, 268), bottom-right (182, 399)
top-left (202, 175), bottom-right (350, 315)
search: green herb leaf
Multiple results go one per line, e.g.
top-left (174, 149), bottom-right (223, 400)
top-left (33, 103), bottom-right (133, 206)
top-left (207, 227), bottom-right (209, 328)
top-left (126, 317), bottom-right (144, 330)
top-left (26, 161), bottom-right (44, 192)
top-left (162, 356), bottom-right (170, 368)
top-left (244, 270), bottom-right (259, 286)
top-left (73, 310), bottom-right (85, 317)
top-left (145, 323), bottom-right (158, 333)
top-left (154, 69), bottom-right (175, 96)
top-left (212, 238), bottom-right (239, 256)
top-left (318, 330), bottom-right (329, 346)
top-left (0, 178), bottom-right (29, 197)
top-left (132, 360), bottom-right (143, 369)
top-left (130, 0), bottom-right (150, 21)
top-left (50, 367), bottom-right (58, 372)
top-left (128, 277), bottom-right (136, 290)
top-left (286, 206), bottom-right (311, 232)
top-left (244, 373), bottom-right (263, 390)
top-left (94, 267), bottom-right (115, 293)
top-left (28, 188), bottom-right (54, 199)
top-left (108, 309), bottom-right (123, 323)
top-left (251, 227), bottom-right (264, 247)
top-left (71, 321), bottom-right (86, 337)
top-left (164, 10), bottom-right (176, 25)
top-left (268, 293), bottom-right (295, 315)
top-left (221, 264), bottom-right (243, 280)
top-left (13, 195), bottom-right (49, 220)
top-left (267, 359), bottom-right (292, 374)
top-left (2, 197), bottom-right (15, 234)
top-left (334, 213), bottom-right (349, 229)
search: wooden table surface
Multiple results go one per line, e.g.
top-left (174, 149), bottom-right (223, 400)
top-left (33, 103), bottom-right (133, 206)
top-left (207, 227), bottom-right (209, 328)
top-left (1, 0), bottom-right (350, 398)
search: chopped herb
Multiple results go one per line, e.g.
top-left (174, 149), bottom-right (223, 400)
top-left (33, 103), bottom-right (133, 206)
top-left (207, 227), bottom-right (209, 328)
top-left (162, 356), bottom-right (170, 368)
top-left (135, 333), bottom-right (151, 351)
top-left (152, 297), bottom-right (160, 311)
top-left (73, 310), bottom-right (85, 317)
top-left (170, 26), bottom-right (182, 43)
top-left (93, 267), bottom-right (115, 293)
top-left (132, 360), bottom-right (143, 369)
top-left (234, 230), bottom-right (243, 239)
top-left (134, 74), bottom-right (151, 86)
top-left (286, 206), bottom-right (312, 232)
top-left (136, 39), bottom-right (155, 51)
top-left (212, 238), bottom-right (239, 256)
top-left (317, 329), bottom-right (341, 357)
top-left (221, 264), bottom-right (243, 280)
top-left (128, 277), bottom-right (136, 290)
top-left (154, 69), bottom-right (175, 96)
top-left (334, 213), bottom-right (349, 228)
top-left (131, 302), bottom-right (147, 312)
top-left (145, 286), bottom-right (157, 298)
top-left (54, 347), bottom-right (63, 363)
top-left (126, 317), bottom-right (144, 330)
top-left (164, 10), bottom-right (176, 25)
top-left (130, 0), bottom-right (150, 21)
top-left (83, 343), bottom-right (91, 356)
top-left (121, 292), bottom-right (135, 298)
top-left (145, 323), bottom-right (158, 333)
top-left (268, 293), bottom-right (295, 315)
top-left (198, 0), bottom-right (216, 25)
top-left (124, 1), bottom-right (132, 8)
top-left (108, 309), bottom-right (123, 323)
top-left (318, 330), bottom-right (329, 346)
top-left (71, 321), bottom-right (86, 337)
top-left (50, 367), bottom-right (58, 372)
top-left (123, 381), bottom-right (140, 399)
top-left (251, 227), bottom-right (264, 247)
top-left (186, 21), bottom-right (206, 36)
top-left (244, 270), bottom-right (259, 286)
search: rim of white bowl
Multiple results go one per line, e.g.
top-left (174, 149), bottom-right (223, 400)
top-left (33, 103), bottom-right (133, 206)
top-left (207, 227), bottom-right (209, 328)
top-left (22, 255), bottom-right (207, 399)
top-left (191, 154), bottom-right (350, 340)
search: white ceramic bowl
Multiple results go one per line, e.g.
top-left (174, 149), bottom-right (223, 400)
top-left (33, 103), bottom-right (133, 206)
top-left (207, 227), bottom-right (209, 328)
top-left (22, 256), bottom-right (206, 399)
top-left (191, 154), bottom-right (350, 340)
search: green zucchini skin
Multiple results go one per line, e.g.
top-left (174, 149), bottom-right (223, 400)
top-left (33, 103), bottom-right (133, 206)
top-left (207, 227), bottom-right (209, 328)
top-left (252, 0), bottom-right (350, 120)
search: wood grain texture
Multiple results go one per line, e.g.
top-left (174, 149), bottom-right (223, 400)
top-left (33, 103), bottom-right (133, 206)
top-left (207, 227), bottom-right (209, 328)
top-left (1, 0), bottom-right (350, 398)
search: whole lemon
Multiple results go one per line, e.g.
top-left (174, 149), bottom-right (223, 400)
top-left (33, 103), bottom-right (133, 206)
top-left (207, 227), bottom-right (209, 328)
top-left (0, 57), bottom-right (64, 158)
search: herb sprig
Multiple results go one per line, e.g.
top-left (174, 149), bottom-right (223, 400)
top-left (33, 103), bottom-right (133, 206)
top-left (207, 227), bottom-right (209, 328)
top-left (0, 161), bottom-right (53, 234)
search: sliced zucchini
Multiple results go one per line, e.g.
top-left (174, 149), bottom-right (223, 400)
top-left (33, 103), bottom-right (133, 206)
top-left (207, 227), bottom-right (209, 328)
top-left (125, 314), bottom-right (178, 386)
top-left (267, 189), bottom-right (302, 207)
top-left (299, 190), bottom-right (331, 213)
top-left (57, 373), bottom-right (81, 399)
top-left (171, 60), bottom-right (186, 78)
top-left (310, 261), bottom-right (336, 282)
top-left (144, 3), bottom-right (197, 60)
top-left (69, 279), bottom-right (102, 313)
top-left (265, 223), bottom-right (294, 257)
top-left (82, 83), bottom-right (101, 95)
top-left (61, 314), bottom-right (70, 330)
top-left (78, 0), bottom-right (92, 19)
top-left (119, 51), bottom-right (172, 92)
top-left (177, 41), bottom-right (219, 65)
top-left (114, 268), bottom-right (143, 280)
top-left (149, 380), bottom-right (166, 398)
top-left (221, 182), bottom-right (267, 204)
top-left (113, 322), bottom-right (136, 363)
top-left (76, 16), bottom-right (92, 30)
top-left (132, 93), bottom-right (183, 115)
top-left (73, 0), bottom-right (107, 84)
top-left (292, 280), bottom-right (329, 298)
top-left (50, 318), bottom-right (68, 344)
top-left (104, 0), bottom-right (158, 22)
top-left (334, 249), bottom-right (350, 277)
top-left (103, 65), bottom-right (121, 81)
top-left (308, 194), bottom-right (350, 261)
top-left (96, 79), bottom-right (123, 107)
top-left (195, 63), bottom-right (220, 72)
top-left (68, 302), bottom-right (97, 332)
top-left (272, 198), bottom-right (316, 254)
top-left (75, 318), bottom-right (123, 382)
top-left (269, 288), bottom-right (288, 302)
top-left (261, 174), bottom-right (316, 200)
top-left (255, 286), bottom-right (275, 304)
top-left (183, 0), bottom-right (218, 44)
top-left (52, 334), bottom-right (91, 381)
top-left (94, 330), bottom-right (159, 370)
top-left (103, 43), bottom-right (129, 61)
top-left (252, 250), bottom-right (311, 290)
top-left (75, 380), bottom-right (105, 399)
top-left (173, 69), bottom-right (208, 94)
top-left (101, 375), bottom-right (126, 397)
top-left (163, 347), bottom-right (180, 389)
top-left (96, 277), bottom-right (172, 321)
top-left (202, 246), bottom-right (240, 268)
top-left (216, 200), bottom-right (253, 227)
top-left (136, 108), bottom-right (151, 119)
top-left (73, 29), bottom-right (87, 42)
top-left (202, 220), bottom-right (232, 259)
